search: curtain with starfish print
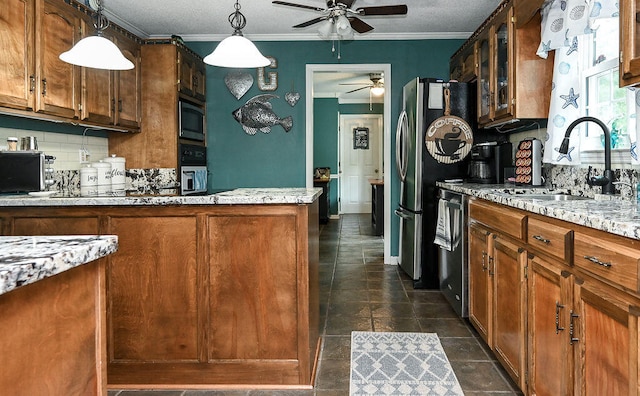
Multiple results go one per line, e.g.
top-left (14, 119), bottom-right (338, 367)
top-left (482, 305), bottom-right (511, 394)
top-left (536, 0), bottom-right (638, 165)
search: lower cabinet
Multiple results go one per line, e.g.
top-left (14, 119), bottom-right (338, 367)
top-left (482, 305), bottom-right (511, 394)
top-left (468, 198), bottom-right (640, 395)
top-left (527, 255), bottom-right (573, 396)
top-left (492, 235), bottom-right (527, 389)
top-left (0, 203), bottom-right (320, 388)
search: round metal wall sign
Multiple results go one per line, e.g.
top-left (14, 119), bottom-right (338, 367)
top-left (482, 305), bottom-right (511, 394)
top-left (425, 88), bottom-right (473, 164)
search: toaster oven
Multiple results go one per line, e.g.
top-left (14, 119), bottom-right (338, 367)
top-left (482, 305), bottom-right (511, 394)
top-left (0, 152), bottom-right (55, 193)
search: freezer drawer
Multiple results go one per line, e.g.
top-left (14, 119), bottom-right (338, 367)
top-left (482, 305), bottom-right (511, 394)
top-left (395, 207), bottom-right (422, 280)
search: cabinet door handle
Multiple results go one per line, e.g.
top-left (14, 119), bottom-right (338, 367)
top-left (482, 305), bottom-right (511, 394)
top-left (488, 256), bottom-right (494, 276)
top-left (41, 78), bottom-right (47, 96)
top-left (29, 75), bottom-right (36, 93)
top-left (555, 301), bottom-right (565, 334)
top-left (481, 251), bottom-right (487, 272)
top-left (533, 235), bottom-right (551, 244)
top-left (636, 11), bottom-right (640, 23)
top-left (118, 99), bottom-right (123, 112)
top-left (583, 255), bottom-right (612, 268)
top-left (569, 310), bottom-right (579, 345)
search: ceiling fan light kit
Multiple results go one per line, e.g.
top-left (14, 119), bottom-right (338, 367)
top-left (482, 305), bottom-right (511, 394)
top-left (59, 0), bottom-right (134, 70)
top-left (204, 0), bottom-right (270, 68)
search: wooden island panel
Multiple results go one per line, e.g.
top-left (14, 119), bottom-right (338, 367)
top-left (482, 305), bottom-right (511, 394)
top-left (0, 202), bottom-right (320, 389)
top-left (0, 258), bottom-right (107, 395)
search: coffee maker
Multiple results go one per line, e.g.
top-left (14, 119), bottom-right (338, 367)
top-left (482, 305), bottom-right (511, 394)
top-left (467, 141), bottom-right (512, 183)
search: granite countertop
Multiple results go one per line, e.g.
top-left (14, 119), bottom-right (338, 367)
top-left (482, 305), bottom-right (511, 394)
top-left (0, 235), bottom-right (118, 296)
top-left (437, 181), bottom-right (640, 240)
top-left (0, 188), bottom-right (323, 207)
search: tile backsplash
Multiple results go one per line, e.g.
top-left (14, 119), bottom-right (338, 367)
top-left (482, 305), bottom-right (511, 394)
top-left (0, 127), bottom-right (109, 170)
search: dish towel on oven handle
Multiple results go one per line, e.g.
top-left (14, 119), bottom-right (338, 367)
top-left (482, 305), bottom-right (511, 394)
top-left (194, 169), bottom-right (207, 191)
top-left (434, 198), bottom-right (452, 251)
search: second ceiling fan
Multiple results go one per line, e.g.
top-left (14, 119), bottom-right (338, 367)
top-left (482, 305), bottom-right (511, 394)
top-left (272, 0), bottom-right (408, 37)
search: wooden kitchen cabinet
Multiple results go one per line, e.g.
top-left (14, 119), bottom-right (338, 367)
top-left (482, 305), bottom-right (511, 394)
top-left (36, 0), bottom-right (82, 119)
top-left (0, 0), bottom-right (36, 111)
top-left (468, 222), bottom-right (493, 346)
top-left (0, 203), bottom-right (320, 388)
top-left (527, 255), bottom-right (574, 396)
top-left (468, 199), bottom-right (528, 389)
top-left (81, 25), bottom-right (141, 130)
top-left (620, 0), bottom-right (640, 87)
top-left (451, 0), bottom-right (553, 128)
top-left (492, 234), bottom-right (527, 389)
top-left (573, 275), bottom-right (640, 396)
top-left (109, 39), bottom-right (206, 169)
top-left (0, 0), bottom-right (83, 118)
top-left (178, 48), bottom-right (206, 101)
top-left (450, 41), bottom-right (477, 83)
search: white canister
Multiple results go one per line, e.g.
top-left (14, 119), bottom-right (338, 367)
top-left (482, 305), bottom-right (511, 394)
top-left (91, 160), bottom-right (112, 195)
top-left (79, 165), bottom-right (98, 197)
top-left (104, 154), bottom-right (126, 191)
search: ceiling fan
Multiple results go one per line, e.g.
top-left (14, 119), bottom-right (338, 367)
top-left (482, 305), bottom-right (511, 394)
top-left (272, 0), bottom-right (408, 36)
top-left (341, 73), bottom-right (384, 96)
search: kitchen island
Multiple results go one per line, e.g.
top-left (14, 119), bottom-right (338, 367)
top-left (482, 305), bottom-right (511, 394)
top-left (0, 235), bottom-right (118, 395)
top-left (0, 188), bottom-right (322, 390)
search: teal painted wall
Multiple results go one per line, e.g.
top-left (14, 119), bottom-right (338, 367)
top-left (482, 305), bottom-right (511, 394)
top-left (187, 38), bottom-right (464, 256)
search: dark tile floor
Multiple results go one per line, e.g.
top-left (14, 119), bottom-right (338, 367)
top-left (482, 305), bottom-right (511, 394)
top-left (109, 214), bottom-right (521, 396)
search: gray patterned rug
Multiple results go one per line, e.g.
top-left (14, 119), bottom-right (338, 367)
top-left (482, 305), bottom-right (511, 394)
top-left (350, 331), bottom-right (464, 395)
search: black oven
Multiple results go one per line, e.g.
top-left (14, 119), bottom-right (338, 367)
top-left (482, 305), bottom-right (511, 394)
top-left (179, 144), bottom-right (207, 195)
top-left (179, 100), bottom-right (206, 142)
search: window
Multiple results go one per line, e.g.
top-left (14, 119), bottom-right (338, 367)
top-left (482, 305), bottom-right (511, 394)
top-left (579, 17), bottom-right (635, 159)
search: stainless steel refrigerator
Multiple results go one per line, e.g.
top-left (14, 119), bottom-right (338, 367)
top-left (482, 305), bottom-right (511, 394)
top-left (394, 78), bottom-right (475, 288)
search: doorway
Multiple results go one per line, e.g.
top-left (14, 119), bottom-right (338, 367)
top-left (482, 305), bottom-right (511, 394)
top-left (305, 63), bottom-right (392, 264)
top-left (339, 114), bottom-right (383, 214)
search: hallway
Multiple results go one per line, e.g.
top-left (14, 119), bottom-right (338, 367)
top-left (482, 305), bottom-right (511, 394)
top-left (110, 214), bottom-right (521, 395)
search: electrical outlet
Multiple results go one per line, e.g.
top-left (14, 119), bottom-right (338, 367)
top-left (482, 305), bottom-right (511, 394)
top-left (79, 149), bottom-right (90, 163)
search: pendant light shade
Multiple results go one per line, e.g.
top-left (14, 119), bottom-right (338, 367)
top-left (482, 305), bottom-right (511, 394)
top-left (204, 1), bottom-right (270, 68)
top-left (60, 35), bottom-right (133, 70)
top-left (59, 0), bottom-right (133, 70)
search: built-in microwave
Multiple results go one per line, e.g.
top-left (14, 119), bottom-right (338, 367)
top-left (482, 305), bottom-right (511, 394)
top-left (179, 100), bottom-right (206, 142)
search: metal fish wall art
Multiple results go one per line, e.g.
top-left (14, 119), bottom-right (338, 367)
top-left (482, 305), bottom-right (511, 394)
top-left (232, 94), bottom-right (293, 135)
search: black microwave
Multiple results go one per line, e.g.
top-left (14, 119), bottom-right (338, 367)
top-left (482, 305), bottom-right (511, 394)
top-left (179, 100), bottom-right (206, 142)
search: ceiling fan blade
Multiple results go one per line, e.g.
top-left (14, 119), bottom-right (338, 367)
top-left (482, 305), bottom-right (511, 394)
top-left (272, 1), bottom-right (324, 12)
top-left (349, 17), bottom-right (373, 33)
top-left (356, 5), bottom-right (408, 16)
top-left (293, 16), bottom-right (327, 28)
top-left (346, 86), bottom-right (371, 94)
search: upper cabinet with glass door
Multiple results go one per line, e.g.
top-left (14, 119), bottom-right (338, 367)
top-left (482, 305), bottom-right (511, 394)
top-left (620, 0), bottom-right (640, 86)
top-left (451, 0), bottom-right (553, 128)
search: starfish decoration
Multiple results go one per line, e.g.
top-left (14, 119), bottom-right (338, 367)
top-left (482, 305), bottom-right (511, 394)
top-left (555, 145), bottom-right (575, 162)
top-left (566, 37), bottom-right (578, 56)
top-left (632, 142), bottom-right (638, 161)
top-left (560, 88), bottom-right (580, 109)
top-left (541, 40), bottom-right (551, 54)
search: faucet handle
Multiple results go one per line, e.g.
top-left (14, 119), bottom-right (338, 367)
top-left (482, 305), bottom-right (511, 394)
top-left (586, 165), bottom-right (609, 187)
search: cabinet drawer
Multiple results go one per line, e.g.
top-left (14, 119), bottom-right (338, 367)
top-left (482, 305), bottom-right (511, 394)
top-left (528, 217), bottom-right (572, 262)
top-left (469, 199), bottom-right (527, 240)
top-left (574, 231), bottom-right (640, 292)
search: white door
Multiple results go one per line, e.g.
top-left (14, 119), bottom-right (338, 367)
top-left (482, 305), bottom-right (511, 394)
top-left (339, 114), bottom-right (383, 214)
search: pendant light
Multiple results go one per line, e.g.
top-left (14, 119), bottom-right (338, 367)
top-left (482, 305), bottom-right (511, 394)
top-left (59, 0), bottom-right (133, 70)
top-left (204, 0), bottom-right (270, 68)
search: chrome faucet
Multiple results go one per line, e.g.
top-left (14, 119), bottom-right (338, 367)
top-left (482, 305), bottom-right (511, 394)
top-left (558, 116), bottom-right (616, 194)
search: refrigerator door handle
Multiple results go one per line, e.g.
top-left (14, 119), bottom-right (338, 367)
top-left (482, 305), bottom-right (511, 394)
top-left (394, 208), bottom-right (412, 219)
top-left (395, 110), bottom-right (409, 182)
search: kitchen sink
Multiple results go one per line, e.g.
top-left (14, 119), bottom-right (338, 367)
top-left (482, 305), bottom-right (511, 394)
top-left (515, 194), bottom-right (591, 201)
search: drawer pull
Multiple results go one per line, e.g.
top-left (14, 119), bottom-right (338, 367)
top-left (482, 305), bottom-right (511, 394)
top-left (555, 301), bottom-right (565, 334)
top-left (533, 235), bottom-right (551, 244)
top-left (583, 255), bottom-right (612, 268)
